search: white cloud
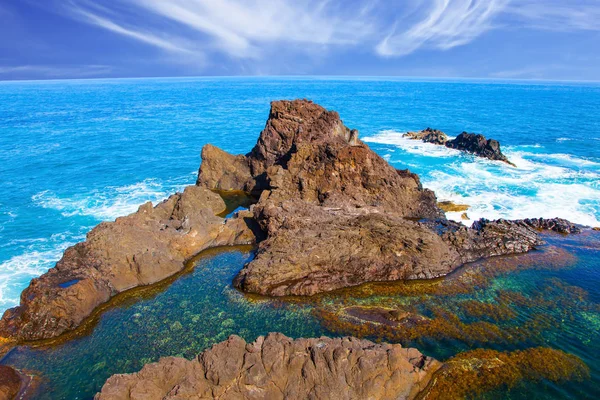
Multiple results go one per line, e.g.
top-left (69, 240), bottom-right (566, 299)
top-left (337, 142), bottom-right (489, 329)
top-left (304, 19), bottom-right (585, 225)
top-left (0, 64), bottom-right (113, 78)
top-left (506, 0), bottom-right (600, 32)
top-left (376, 0), bottom-right (509, 57)
top-left (54, 0), bottom-right (600, 64)
top-left (66, 1), bottom-right (198, 55)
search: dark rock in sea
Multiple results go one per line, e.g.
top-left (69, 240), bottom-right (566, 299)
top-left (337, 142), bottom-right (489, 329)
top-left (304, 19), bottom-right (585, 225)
top-left (446, 131), bottom-right (515, 166)
top-left (486, 217), bottom-right (582, 234)
top-left (0, 186), bottom-right (261, 341)
top-left (0, 365), bottom-right (22, 400)
top-left (404, 128), bottom-right (515, 166)
top-left (404, 127), bottom-right (448, 145)
top-left (95, 333), bottom-right (441, 400)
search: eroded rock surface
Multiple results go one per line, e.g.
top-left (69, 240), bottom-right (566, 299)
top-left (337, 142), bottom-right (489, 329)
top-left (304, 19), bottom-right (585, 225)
top-left (511, 217), bottom-right (582, 234)
top-left (198, 100), bottom-right (544, 296)
top-left (95, 333), bottom-right (441, 400)
top-left (0, 186), bottom-right (260, 341)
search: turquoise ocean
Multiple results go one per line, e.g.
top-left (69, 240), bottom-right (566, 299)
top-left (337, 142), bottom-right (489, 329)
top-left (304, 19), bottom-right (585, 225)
top-left (0, 77), bottom-right (599, 399)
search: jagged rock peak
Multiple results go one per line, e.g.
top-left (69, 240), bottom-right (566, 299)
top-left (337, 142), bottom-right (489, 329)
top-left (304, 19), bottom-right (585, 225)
top-left (247, 99), bottom-right (359, 173)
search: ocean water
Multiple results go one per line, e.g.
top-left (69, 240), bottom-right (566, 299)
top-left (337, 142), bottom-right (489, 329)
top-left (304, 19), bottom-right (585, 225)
top-left (0, 77), bottom-right (599, 399)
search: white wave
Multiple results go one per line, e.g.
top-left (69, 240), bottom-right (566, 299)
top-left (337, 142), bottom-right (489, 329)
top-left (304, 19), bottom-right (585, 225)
top-left (0, 235), bottom-right (82, 311)
top-left (556, 137), bottom-right (573, 142)
top-left (506, 150), bottom-right (600, 168)
top-left (365, 129), bottom-right (600, 228)
top-left (425, 163), bottom-right (600, 228)
top-left (32, 178), bottom-right (187, 221)
top-left (363, 130), bottom-right (463, 159)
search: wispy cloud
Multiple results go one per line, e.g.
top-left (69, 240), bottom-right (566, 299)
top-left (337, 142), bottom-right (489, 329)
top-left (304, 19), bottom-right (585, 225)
top-left (65, 1), bottom-right (198, 56)
top-left (0, 64), bottom-right (113, 78)
top-left (376, 0), bottom-right (509, 56)
top-left (506, 0), bottom-right (600, 32)
top-left (61, 0), bottom-right (374, 60)
top-left (39, 0), bottom-right (600, 67)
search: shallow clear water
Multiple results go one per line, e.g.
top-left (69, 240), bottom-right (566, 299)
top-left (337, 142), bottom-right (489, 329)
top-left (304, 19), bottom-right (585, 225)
top-left (0, 77), bottom-right (599, 399)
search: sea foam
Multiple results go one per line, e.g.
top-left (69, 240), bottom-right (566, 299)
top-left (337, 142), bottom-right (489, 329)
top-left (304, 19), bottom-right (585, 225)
top-left (32, 178), bottom-right (187, 221)
top-left (365, 130), bottom-right (600, 228)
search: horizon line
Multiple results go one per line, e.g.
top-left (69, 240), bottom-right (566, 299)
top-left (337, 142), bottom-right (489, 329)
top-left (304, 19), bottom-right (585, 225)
top-left (1, 74), bottom-right (600, 85)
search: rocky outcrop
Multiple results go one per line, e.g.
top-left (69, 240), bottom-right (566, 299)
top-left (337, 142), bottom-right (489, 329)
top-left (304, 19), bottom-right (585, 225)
top-left (0, 186), bottom-right (261, 342)
top-left (0, 366), bottom-right (22, 400)
top-left (234, 212), bottom-right (543, 296)
top-left (197, 100), bottom-right (545, 296)
top-left (95, 333), bottom-right (441, 400)
top-left (512, 217), bottom-right (582, 234)
top-left (446, 132), bottom-right (514, 165)
top-left (1, 99), bottom-right (581, 340)
top-left (404, 128), bottom-right (514, 165)
top-left (404, 127), bottom-right (448, 145)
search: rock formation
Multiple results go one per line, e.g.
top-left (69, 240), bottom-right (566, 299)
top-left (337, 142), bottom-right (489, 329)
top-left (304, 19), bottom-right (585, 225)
top-left (0, 99), bottom-right (582, 342)
top-left (403, 128), bottom-right (514, 165)
top-left (0, 366), bottom-right (22, 400)
top-left (0, 186), bottom-right (261, 341)
top-left (95, 333), bottom-right (441, 400)
top-left (509, 217), bottom-right (582, 234)
top-left (198, 100), bottom-right (545, 296)
top-left (446, 132), bottom-right (514, 165)
top-left (404, 127), bottom-right (448, 145)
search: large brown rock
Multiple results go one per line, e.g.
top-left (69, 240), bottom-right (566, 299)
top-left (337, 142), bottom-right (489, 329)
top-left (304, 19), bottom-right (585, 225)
top-left (95, 333), bottom-right (441, 400)
top-left (0, 186), bottom-right (260, 341)
top-left (198, 100), bottom-right (545, 296)
top-left (234, 204), bottom-right (543, 296)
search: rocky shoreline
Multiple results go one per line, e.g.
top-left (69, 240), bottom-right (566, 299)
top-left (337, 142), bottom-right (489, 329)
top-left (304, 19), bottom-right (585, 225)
top-left (95, 333), bottom-right (441, 400)
top-left (0, 99), bottom-right (592, 399)
top-left (404, 127), bottom-right (515, 165)
top-left (94, 333), bottom-right (589, 400)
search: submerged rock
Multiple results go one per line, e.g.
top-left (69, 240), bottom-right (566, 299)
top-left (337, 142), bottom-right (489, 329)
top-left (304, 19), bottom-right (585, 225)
top-left (95, 333), bottom-right (441, 400)
top-left (0, 186), bottom-right (261, 341)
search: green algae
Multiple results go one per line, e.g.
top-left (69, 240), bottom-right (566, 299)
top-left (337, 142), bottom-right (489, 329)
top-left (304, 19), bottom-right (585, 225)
top-left (1, 233), bottom-right (599, 399)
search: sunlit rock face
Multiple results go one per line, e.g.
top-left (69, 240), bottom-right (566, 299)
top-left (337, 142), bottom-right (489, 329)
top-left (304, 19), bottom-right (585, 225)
top-left (95, 333), bottom-right (441, 400)
top-left (199, 100), bottom-right (546, 296)
top-left (0, 187), bottom-right (260, 341)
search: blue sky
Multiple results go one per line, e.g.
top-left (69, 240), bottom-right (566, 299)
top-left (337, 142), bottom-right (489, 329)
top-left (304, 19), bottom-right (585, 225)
top-left (1, 0), bottom-right (599, 81)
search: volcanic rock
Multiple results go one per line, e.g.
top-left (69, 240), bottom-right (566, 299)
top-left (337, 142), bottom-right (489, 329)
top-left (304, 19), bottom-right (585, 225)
top-left (198, 100), bottom-right (544, 296)
top-left (95, 333), bottom-right (441, 400)
top-left (0, 186), bottom-right (261, 341)
top-left (404, 127), bottom-right (448, 145)
top-left (513, 217), bottom-right (582, 234)
top-left (446, 132), bottom-right (514, 165)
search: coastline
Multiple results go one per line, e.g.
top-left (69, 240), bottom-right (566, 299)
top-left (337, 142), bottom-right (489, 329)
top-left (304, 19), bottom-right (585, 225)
top-left (0, 98), bottom-right (598, 399)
